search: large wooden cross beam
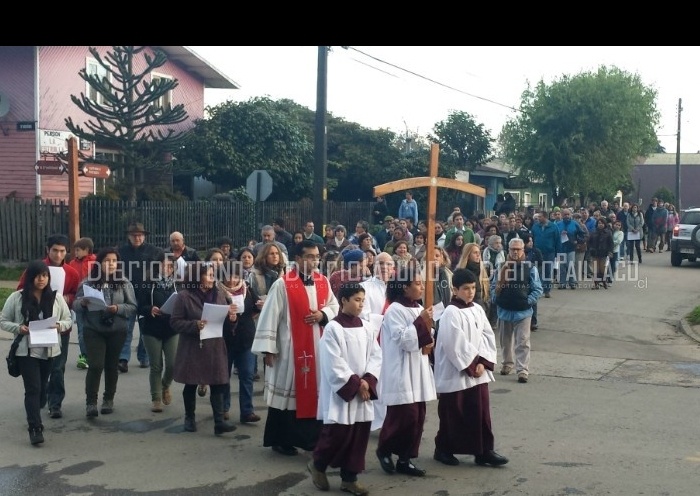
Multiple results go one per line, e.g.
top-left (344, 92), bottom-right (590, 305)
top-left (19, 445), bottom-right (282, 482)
top-left (373, 143), bottom-right (486, 308)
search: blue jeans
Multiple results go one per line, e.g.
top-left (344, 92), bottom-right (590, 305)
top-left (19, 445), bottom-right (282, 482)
top-left (47, 333), bottom-right (70, 410)
top-left (120, 313), bottom-right (149, 364)
top-left (558, 251), bottom-right (577, 287)
top-left (541, 252), bottom-right (555, 294)
top-left (75, 310), bottom-right (87, 356)
top-left (223, 346), bottom-right (256, 418)
top-left (618, 233), bottom-right (626, 259)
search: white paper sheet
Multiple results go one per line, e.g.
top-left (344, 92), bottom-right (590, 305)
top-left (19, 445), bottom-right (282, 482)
top-left (81, 284), bottom-right (107, 311)
top-left (49, 266), bottom-right (65, 295)
top-left (627, 231), bottom-right (641, 241)
top-left (200, 303), bottom-right (229, 340)
top-left (432, 301), bottom-right (445, 321)
top-left (159, 293), bottom-right (179, 315)
top-left (230, 294), bottom-right (245, 314)
top-left (28, 316), bottom-right (59, 347)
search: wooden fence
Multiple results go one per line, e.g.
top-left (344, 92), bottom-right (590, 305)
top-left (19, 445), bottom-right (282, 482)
top-left (0, 199), bottom-right (381, 263)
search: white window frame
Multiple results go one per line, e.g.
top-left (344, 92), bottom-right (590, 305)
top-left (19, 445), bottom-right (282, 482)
top-left (151, 72), bottom-right (173, 114)
top-left (539, 193), bottom-right (548, 209)
top-left (505, 190), bottom-right (520, 207)
top-left (523, 192), bottom-right (532, 207)
top-left (86, 57), bottom-right (110, 105)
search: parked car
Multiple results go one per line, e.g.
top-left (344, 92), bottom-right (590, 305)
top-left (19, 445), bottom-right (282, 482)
top-left (670, 207), bottom-right (700, 266)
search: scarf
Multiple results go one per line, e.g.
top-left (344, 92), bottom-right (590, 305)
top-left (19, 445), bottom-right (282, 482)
top-left (284, 269), bottom-right (329, 418)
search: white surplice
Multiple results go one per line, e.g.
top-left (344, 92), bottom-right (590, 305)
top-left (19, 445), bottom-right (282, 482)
top-left (251, 275), bottom-right (339, 411)
top-left (433, 303), bottom-right (497, 394)
top-left (317, 319), bottom-right (382, 424)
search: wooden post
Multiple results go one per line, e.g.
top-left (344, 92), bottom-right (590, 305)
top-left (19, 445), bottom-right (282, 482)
top-left (373, 143), bottom-right (486, 308)
top-left (67, 137), bottom-right (80, 247)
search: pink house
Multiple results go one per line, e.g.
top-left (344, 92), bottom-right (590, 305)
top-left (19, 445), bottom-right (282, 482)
top-left (0, 46), bottom-right (238, 200)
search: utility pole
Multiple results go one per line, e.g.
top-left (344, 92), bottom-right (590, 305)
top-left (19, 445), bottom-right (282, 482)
top-left (312, 46), bottom-right (328, 235)
top-left (67, 137), bottom-right (80, 247)
top-left (675, 98), bottom-right (682, 210)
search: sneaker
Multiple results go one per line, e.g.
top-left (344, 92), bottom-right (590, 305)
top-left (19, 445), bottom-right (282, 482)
top-left (518, 373), bottom-right (528, 383)
top-left (307, 460), bottom-right (330, 491)
top-left (100, 399), bottom-right (114, 414)
top-left (118, 360), bottom-right (128, 373)
top-left (86, 404), bottom-right (99, 417)
top-left (49, 407), bottom-right (63, 419)
top-left (340, 480), bottom-right (369, 496)
top-left (28, 426), bottom-right (45, 445)
top-left (500, 365), bottom-right (512, 376)
top-left (76, 354), bottom-right (89, 370)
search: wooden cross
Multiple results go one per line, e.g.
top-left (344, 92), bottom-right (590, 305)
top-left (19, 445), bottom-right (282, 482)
top-left (373, 143), bottom-right (486, 308)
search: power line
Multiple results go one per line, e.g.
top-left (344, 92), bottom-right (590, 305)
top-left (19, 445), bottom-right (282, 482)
top-left (343, 46), bottom-right (519, 113)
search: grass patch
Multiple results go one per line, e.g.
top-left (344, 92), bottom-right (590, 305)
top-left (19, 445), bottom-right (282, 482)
top-left (688, 306), bottom-right (700, 326)
top-left (0, 288), bottom-right (12, 309)
top-left (0, 265), bottom-right (24, 281)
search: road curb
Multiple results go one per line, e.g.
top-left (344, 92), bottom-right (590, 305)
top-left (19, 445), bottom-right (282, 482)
top-left (678, 318), bottom-right (700, 344)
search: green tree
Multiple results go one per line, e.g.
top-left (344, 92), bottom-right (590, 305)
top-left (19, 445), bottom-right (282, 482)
top-left (177, 97), bottom-right (313, 200)
top-left (430, 110), bottom-right (495, 172)
top-left (65, 46), bottom-right (189, 201)
top-left (652, 186), bottom-right (675, 205)
top-left (499, 66), bottom-right (660, 205)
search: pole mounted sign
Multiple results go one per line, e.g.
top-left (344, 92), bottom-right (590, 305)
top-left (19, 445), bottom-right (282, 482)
top-left (81, 163), bottom-right (111, 179)
top-left (35, 160), bottom-right (66, 175)
top-left (246, 170), bottom-right (273, 201)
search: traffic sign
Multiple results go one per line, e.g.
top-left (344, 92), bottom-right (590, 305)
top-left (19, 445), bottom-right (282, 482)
top-left (35, 160), bottom-right (65, 175)
top-left (246, 170), bottom-right (273, 201)
top-left (81, 163), bottom-right (111, 179)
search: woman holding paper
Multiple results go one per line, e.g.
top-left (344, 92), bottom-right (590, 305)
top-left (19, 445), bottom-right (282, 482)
top-left (170, 261), bottom-right (239, 435)
top-left (1, 260), bottom-right (72, 446)
top-left (136, 251), bottom-right (180, 413)
top-left (74, 247), bottom-right (137, 418)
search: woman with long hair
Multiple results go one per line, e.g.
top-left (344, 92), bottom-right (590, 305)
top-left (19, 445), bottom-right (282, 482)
top-left (170, 261), bottom-right (239, 435)
top-left (456, 242), bottom-right (491, 313)
top-left (249, 243), bottom-right (286, 302)
top-left (1, 260), bottom-right (72, 445)
top-left (237, 247), bottom-right (256, 280)
top-left (74, 247), bottom-right (137, 418)
top-left (444, 233), bottom-right (465, 271)
top-left (135, 251), bottom-right (179, 413)
top-left (625, 203), bottom-right (644, 263)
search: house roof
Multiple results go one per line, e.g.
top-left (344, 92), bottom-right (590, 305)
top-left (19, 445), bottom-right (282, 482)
top-left (157, 46), bottom-right (239, 90)
top-left (469, 158), bottom-right (514, 178)
top-left (637, 153), bottom-right (700, 165)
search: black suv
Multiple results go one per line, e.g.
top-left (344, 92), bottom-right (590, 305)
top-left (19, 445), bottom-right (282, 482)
top-left (670, 207), bottom-right (700, 266)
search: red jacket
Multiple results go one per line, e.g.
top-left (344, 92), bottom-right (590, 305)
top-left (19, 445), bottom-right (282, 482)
top-left (17, 258), bottom-right (81, 333)
top-left (67, 253), bottom-right (97, 281)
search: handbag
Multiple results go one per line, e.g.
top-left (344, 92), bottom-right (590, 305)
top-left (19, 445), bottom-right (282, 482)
top-left (6, 334), bottom-right (25, 378)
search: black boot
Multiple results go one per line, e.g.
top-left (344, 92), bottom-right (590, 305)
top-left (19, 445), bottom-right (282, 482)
top-left (211, 393), bottom-right (236, 435)
top-left (183, 387), bottom-right (197, 432)
top-left (29, 425), bottom-right (44, 445)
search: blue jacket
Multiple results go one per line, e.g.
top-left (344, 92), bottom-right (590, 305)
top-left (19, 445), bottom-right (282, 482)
top-left (397, 199), bottom-right (419, 225)
top-left (531, 220), bottom-right (561, 255)
top-left (556, 218), bottom-right (584, 253)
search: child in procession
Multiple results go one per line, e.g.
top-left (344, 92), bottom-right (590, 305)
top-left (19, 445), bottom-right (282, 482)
top-left (308, 282), bottom-right (382, 496)
top-left (432, 268), bottom-right (508, 467)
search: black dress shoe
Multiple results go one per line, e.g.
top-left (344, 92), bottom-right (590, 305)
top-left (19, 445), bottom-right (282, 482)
top-left (272, 445), bottom-right (298, 456)
top-left (376, 449), bottom-right (395, 473)
top-left (395, 460), bottom-right (426, 476)
top-left (475, 450), bottom-right (509, 466)
top-left (433, 450), bottom-right (459, 466)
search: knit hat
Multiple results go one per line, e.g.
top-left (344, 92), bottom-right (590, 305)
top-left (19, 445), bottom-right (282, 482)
top-left (342, 249), bottom-right (365, 268)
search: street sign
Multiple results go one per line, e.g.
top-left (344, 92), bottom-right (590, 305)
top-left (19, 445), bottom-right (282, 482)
top-left (35, 160), bottom-right (65, 175)
top-left (81, 163), bottom-right (111, 179)
top-left (246, 170), bottom-right (273, 201)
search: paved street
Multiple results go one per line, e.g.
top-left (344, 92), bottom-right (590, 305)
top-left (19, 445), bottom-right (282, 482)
top-left (1, 253), bottom-right (699, 495)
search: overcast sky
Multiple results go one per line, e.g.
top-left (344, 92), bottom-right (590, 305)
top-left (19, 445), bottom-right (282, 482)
top-left (192, 46), bottom-right (700, 154)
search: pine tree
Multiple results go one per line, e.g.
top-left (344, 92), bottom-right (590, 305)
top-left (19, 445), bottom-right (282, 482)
top-left (65, 46), bottom-right (189, 200)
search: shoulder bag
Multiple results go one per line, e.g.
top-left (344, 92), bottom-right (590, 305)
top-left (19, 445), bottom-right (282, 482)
top-left (6, 334), bottom-right (25, 378)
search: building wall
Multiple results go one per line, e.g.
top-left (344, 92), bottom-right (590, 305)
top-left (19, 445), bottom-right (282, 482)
top-left (631, 164), bottom-right (700, 209)
top-left (0, 46), bottom-right (207, 201)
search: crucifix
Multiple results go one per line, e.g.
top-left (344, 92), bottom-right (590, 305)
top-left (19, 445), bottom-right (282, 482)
top-left (297, 351), bottom-right (314, 389)
top-left (373, 143), bottom-right (486, 308)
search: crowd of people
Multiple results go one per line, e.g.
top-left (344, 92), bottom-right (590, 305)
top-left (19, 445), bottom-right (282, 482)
top-left (3, 194), bottom-right (666, 494)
